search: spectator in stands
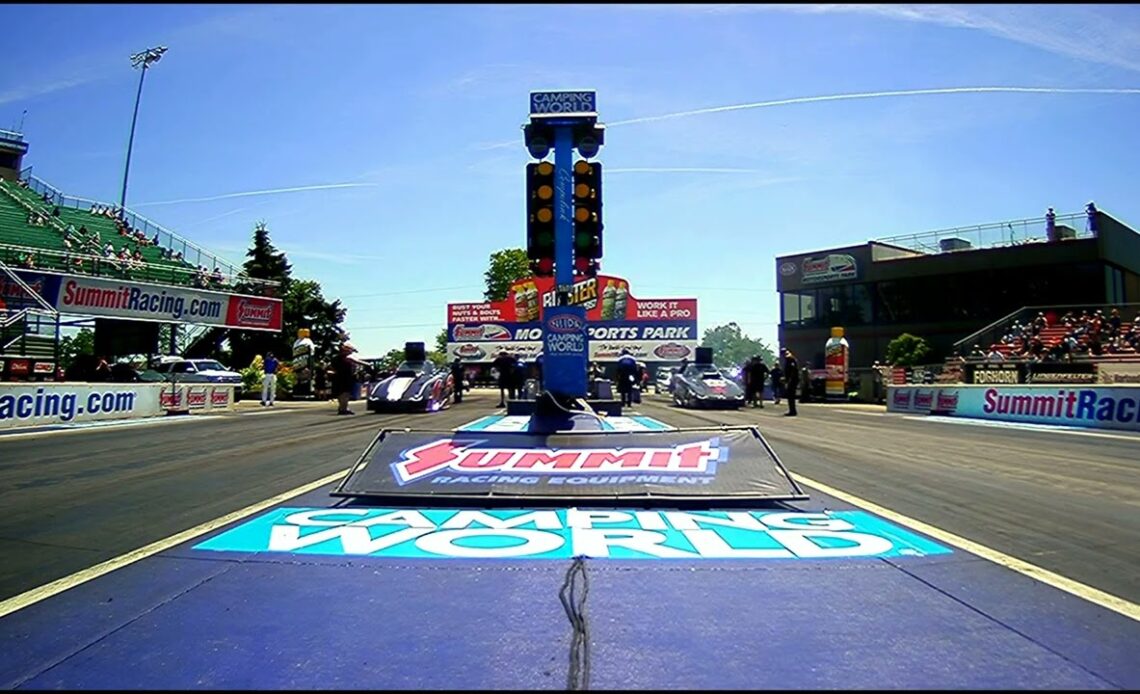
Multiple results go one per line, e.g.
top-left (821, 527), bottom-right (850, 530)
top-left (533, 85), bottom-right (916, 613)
top-left (1045, 207), bottom-right (1056, 240)
top-left (51, 206), bottom-right (61, 218)
top-left (211, 267), bottom-right (224, 286)
top-left (986, 345), bottom-right (1005, 362)
top-left (969, 343), bottom-right (985, 359)
top-left (1086, 201), bottom-right (1098, 234)
top-left (1108, 309), bottom-right (1122, 338)
top-left (103, 242), bottom-right (115, 257)
top-left (152, 232), bottom-right (160, 246)
top-left (174, 251), bottom-right (184, 262)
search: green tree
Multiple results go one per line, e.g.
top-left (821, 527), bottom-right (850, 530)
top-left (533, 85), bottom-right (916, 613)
top-left (700, 322), bottom-right (776, 368)
top-left (240, 220), bottom-right (292, 288)
top-left (435, 327), bottom-right (449, 354)
top-left (379, 347), bottom-right (405, 371)
top-left (58, 328), bottom-right (95, 369)
top-left (283, 279), bottom-right (348, 365)
top-left (484, 248), bottom-right (531, 302)
top-left (227, 221), bottom-right (347, 368)
top-left (884, 333), bottom-right (932, 367)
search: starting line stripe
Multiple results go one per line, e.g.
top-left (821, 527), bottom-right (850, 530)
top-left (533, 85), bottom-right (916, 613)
top-left (791, 472), bottom-right (1140, 624)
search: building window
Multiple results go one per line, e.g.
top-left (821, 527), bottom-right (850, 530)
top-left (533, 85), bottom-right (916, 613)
top-left (781, 291), bottom-right (817, 327)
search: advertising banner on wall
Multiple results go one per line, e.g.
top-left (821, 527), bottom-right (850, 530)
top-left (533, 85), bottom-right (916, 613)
top-left (447, 274), bottom-right (698, 363)
top-left (0, 382), bottom-right (239, 429)
top-left (6, 270), bottom-right (283, 332)
top-left (887, 384), bottom-right (1140, 432)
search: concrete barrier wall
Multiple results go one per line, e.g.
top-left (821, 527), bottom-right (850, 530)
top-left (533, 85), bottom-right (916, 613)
top-left (887, 384), bottom-right (1140, 432)
top-left (0, 382), bottom-right (237, 430)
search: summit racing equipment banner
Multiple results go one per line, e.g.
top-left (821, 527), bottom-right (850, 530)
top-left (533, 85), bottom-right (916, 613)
top-left (887, 384), bottom-right (1140, 431)
top-left (446, 273), bottom-right (697, 363)
top-left (194, 507), bottom-right (951, 560)
top-left (332, 427), bottom-right (806, 502)
top-left (9, 270), bottom-right (282, 332)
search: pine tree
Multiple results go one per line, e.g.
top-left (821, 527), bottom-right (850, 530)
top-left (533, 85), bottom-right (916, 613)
top-left (242, 221), bottom-right (292, 288)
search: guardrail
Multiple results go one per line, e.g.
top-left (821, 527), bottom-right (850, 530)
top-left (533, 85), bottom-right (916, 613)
top-left (0, 241), bottom-right (250, 294)
top-left (876, 211), bottom-right (1094, 256)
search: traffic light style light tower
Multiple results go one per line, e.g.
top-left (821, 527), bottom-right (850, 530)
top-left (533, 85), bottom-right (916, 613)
top-left (523, 90), bottom-right (605, 407)
top-left (526, 161), bottom-right (556, 277)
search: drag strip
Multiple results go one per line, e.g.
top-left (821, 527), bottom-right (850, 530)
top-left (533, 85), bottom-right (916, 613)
top-left (0, 393), bottom-right (504, 602)
top-left (635, 395), bottom-right (1140, 606)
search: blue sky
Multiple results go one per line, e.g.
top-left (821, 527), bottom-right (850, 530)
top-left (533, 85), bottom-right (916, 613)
top-left (4, 3), bottom-right (1140, 357)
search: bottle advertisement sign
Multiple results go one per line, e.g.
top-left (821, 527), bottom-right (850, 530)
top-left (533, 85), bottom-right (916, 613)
top-left (447, 274), bottom-right (698, 363)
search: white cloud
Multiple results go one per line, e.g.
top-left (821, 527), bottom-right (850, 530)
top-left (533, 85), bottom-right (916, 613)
top-left (625, 4), bottom-right (1140, 75)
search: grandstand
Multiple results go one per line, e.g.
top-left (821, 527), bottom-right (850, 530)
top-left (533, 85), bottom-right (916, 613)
top-left (1, 132), bottom-right (281, 376)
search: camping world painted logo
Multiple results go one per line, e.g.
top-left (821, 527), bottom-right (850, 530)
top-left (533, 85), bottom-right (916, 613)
top-left (390, 438), bottom-right (725, 485)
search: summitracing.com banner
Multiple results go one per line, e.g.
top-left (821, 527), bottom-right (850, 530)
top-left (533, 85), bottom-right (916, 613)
top-left (446, 273), bottom-right (697, 364)
top-left (887, 384), bottom-right (1140, 431)
top-left (6, 270), bottom-right (282, 332)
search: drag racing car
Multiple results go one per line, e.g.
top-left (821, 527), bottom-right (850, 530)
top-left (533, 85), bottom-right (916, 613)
top-left (366, 359), bottom-right (454, 413)
top-left (671, 363), bottom-right (746, 409)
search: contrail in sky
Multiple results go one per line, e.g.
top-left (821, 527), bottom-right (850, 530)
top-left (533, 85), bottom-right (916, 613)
top-left (606, 86), bottom-right (1140, 126)
top-left (473, 85), bottom-right (1140, 150)
top-left (133, 182), bottom-right (376, 207)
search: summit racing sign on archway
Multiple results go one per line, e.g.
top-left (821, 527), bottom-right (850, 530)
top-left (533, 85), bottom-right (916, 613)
top-left (193, 507), bottom-right (951, 560)
top-left (334, 427), bottom-right (807, 501)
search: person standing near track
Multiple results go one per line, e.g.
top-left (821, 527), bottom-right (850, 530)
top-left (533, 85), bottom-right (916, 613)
top-left (332, 343), bottom-right (357, 415)
top-left (450, 357), bottom-right (465, 404)
top-left (783, 348), bottom-right (799, 417)
top-left (747, 355), bottom-right (769, 408)
top-left (261, 351), bottom-right (279, 406)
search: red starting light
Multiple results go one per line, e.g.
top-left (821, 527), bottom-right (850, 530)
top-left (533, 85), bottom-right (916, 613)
top-left (537, 257), bottom-right (555, 276)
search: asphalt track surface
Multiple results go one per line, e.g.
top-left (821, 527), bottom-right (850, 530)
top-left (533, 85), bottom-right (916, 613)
top-left (2, 389), bottom-right (1139, 689)
top-left (2, 390), bottom-right (1137, 607)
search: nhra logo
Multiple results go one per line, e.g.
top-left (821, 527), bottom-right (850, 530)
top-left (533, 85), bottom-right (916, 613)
top-left (211, 389), bottom-right (230, 406)
top-left (913, 390), bottom-right (934, 410)
top-left (935, 390), bottom-right (959, 412)
top-left (892, 389), bottom-right (911, 409)
top-left (779, 262), bottom-right (797, 276)
top-left (547, 314), bottom-right (585, 333)
top-left (187, 387), bottom-right (209, 408)
top-left (654, 343), bottom-right (692, 360)
top-left (391, 438), bottom-right (724, 484)
top-left (453, 324), bottom-right (511, 341)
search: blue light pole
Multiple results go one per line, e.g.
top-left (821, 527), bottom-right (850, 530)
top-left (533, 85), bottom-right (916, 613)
top-left (119, 46), bottom-right (167, 212)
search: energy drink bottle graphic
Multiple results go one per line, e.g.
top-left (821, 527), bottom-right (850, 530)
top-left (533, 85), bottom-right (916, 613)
top-left (526, 282), bottom-right (540, 322)
top-left (614, 281), bottom-right (628, 320)
top-left (513, 284), bottom-right (528, 321)
top-left (601, 280), bottom-right (616, 320)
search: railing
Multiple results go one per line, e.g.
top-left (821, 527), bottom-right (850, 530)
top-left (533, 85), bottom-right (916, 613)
top-left (0, 307), bottom-right (58, 358)
top-left (0, 241), bottom-right (245, 294)
top-left (953, 302), bottom-right (1140, 355)
top-left (876, 211), bottom-right (1095, 257)
top-left (12, 172), bottom-right (279, 294)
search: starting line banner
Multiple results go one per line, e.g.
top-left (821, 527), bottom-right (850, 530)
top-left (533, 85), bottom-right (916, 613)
top-left (194, 507), bottom-right (951, 560)
top-left (887, 384), bottom-right (1140, 431)
top-left (0, 382), bottom-right (238, 429)
top-left (2, 269), bottom-right (283, 332)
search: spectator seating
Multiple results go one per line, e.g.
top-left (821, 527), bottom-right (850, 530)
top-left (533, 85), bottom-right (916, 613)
top-left (0, 178), bottom-right (196, 285)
